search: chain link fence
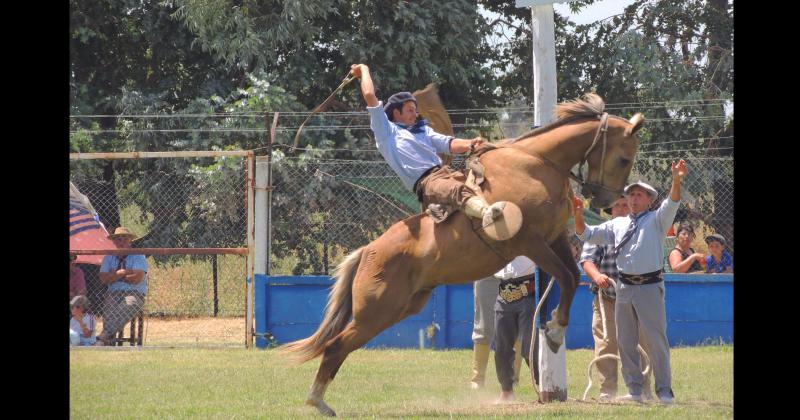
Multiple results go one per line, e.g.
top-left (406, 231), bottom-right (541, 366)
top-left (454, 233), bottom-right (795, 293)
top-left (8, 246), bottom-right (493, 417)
top-left (269, 154), bottom-right (733, 276)
top-left (70, 154), bottom-right (249, 347)
top-left (68, 104), bottom-right (732, 346)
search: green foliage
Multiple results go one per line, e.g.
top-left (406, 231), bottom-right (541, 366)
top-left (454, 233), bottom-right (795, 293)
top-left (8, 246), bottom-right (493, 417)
top-left (70, 0), bottom-right (733, 273)
top-left (171, 0), bottom-right (500, 110)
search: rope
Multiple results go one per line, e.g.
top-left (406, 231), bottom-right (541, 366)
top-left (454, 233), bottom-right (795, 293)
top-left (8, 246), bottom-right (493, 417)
top-left (291, 71), bottom-right (356, 153)
top-left (528, 276), bottom-right (556, 397)
top-left (580, 278), bottom-right (651, 401)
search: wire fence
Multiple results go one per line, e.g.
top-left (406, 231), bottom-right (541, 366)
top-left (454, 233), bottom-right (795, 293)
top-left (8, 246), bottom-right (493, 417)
top-left (69, 102), bottom-right (733, 346)
top-left (269, 154), bottom-right (733, 276)
top-left (70, 154), bottom-right (249, 347)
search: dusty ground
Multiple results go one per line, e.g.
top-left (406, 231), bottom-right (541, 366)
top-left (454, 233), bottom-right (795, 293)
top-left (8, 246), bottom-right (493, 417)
top-left (96, 316), bottom-right (246, 347)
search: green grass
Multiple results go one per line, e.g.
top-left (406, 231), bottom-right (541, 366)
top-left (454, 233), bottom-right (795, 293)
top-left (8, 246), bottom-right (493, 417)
top-left (70, 345), bottom-right (732, 419)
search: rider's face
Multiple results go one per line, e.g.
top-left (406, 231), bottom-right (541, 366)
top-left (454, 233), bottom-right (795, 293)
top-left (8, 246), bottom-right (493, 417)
top-left (393, 101), bottom-right (418, 126)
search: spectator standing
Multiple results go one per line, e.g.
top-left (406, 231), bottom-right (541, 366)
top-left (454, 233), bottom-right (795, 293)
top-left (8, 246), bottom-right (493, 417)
top-left (69, 253), bottom-right (87, 300)
top-left (575, 160), bottom-right (688, 405)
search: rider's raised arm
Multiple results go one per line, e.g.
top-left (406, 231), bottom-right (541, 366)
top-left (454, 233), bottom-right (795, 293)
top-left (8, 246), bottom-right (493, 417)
top-left (351, 64), bottom-right (378, 107)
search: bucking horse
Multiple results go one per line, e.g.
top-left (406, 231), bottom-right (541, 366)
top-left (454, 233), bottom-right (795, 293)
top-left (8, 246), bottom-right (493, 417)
top-left (282, 93), bottom-right (644, 416)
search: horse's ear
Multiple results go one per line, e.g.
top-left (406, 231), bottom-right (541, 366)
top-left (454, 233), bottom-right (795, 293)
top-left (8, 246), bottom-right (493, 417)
top-left (625, 113), bottom-right (645, 136)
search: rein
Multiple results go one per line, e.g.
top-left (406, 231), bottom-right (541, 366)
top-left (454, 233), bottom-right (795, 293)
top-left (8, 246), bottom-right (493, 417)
top-left (572, 112), bottom-right (623, 199)
top-left (504, 112), bottom-right (621, 198)
top-left (292, 71), bottom-right (357, 153)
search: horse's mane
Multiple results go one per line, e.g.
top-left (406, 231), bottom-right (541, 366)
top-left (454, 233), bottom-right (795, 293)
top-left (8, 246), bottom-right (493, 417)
top-left (498, 93), bottom-right (606, 145)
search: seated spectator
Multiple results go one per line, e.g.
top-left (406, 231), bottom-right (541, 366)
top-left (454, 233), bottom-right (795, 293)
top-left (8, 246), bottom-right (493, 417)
top-left (69, 253), bottom-right (87, 300)
top-left (668, 223), bottom-right (705, 273)
top-left (94, 227), bottom-right (149, 346)
top-left (705, 234), bottom-right (733, 273)
top-left (69, 295), bottom-right (97, 346)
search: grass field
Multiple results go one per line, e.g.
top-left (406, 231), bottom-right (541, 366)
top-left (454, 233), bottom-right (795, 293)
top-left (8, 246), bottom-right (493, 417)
top-left (70, 344), bottom-right (732, 419)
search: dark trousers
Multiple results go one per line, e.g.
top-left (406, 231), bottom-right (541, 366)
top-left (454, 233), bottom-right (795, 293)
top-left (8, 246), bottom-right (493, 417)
top-left (494, 295), bottom-right (535, 391)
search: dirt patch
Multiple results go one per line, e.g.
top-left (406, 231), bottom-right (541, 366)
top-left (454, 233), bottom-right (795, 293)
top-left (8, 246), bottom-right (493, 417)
top-left (97, 316), bottom-right (245, 346)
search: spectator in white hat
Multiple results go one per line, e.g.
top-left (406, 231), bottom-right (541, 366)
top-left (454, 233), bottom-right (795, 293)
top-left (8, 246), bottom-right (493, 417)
top-left (573, 160), bottom-right (688, 405)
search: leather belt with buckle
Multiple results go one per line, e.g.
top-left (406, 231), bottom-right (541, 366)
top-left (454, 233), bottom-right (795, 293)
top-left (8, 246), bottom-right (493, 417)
top-left (619, 270), bottom-right (663, 285)
top-left (498, 274), bottom-right (535, 303)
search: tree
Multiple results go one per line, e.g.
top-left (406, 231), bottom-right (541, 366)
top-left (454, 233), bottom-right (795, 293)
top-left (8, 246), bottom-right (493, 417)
top-left (483, 0), bottom-right (733, 250)
top-left (170, 0), bottom-right (501, 116)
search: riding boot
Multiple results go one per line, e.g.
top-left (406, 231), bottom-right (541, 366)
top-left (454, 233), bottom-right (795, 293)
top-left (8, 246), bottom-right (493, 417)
top-left (512, 339), bottom-right (523, 386)
top-left (470, 343), bottom-right (491, 389)
top-left (464, 196), bottom-right (506, 227)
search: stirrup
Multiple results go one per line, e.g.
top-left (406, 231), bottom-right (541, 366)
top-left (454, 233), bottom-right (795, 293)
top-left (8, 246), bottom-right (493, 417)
top-left (479, 201), bottom-right (522, 241)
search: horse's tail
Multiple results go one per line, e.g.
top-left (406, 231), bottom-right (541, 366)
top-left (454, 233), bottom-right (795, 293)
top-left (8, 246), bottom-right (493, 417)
top-left (279, 246), bottom-right (364, 364)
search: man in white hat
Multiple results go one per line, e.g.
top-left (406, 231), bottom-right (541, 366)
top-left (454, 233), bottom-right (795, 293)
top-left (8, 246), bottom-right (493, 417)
top-left (573, 160), bottom-right (688, 405)
top-left (94, 227), bottom-right (148, 346)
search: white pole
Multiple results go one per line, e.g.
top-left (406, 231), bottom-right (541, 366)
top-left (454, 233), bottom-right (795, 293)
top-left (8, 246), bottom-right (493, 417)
top-left (531, 3), bottom-right (568, 402)
top-left (255, 157), bottom-right (269, 276)
top-left (531, 4), bottom-right (557, 128)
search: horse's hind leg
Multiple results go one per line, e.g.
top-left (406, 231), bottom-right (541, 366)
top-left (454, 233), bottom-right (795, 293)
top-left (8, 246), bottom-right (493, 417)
top-left (305, 322), bottom-right (373, 416)
top-left (306, 274), bottom-right (414, 416)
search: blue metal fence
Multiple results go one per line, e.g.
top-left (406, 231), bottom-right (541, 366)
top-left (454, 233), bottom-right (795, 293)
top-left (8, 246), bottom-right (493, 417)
top-left (255, 272), bottom-right (732, 349)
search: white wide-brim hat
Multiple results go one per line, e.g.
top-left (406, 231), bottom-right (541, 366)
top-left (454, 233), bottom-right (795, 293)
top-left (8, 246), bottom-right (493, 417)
top-left (623, 181), bottom-right (658, 199)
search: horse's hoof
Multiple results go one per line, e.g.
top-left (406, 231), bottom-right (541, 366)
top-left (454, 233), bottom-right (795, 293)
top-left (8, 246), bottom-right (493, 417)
top-left (306, 399), bottom-right (337, 417)
top-left (544, 325), bottom-right (564, 353)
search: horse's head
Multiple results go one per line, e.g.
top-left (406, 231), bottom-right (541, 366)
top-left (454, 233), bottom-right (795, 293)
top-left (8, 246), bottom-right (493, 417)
top-left (580, 112), bottom-right (644, 209)
top-left (550, 93), bottom-right (643, 209)
top-left (502, 93), bottom-right (644, 209)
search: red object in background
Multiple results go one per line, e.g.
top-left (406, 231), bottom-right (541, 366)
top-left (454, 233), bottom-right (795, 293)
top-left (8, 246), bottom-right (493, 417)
top-left (667, 224), bottom-right (676, 236)
top-left (69, 184), bottom-right (118, 265)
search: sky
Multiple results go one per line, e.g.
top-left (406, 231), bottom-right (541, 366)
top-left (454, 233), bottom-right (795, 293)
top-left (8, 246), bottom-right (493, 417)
top-left (552, 0), bottom-right (638, 25)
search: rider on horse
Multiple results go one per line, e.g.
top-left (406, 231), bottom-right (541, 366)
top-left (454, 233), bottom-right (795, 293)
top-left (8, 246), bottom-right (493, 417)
top-left (350, 63), bottom-right (509, 232)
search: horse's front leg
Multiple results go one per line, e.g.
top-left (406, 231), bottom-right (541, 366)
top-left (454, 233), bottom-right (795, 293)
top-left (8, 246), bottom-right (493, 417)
top-left (546, 232), bottom-right (581, 325)
top-left (523, 232), bottom-right (580, 352)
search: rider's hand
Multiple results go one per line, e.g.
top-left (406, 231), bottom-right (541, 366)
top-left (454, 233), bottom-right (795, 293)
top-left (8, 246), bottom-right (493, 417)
top-left (350, 64), bottom-right (368, 78)
top-left (469, 137), bottom-right (483, 152)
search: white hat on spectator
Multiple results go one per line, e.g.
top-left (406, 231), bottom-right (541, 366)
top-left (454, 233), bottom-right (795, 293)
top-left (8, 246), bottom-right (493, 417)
top-left (70, 295), bottom-right (89, 309)
top-left (623, 181), bottom-right (658, 199)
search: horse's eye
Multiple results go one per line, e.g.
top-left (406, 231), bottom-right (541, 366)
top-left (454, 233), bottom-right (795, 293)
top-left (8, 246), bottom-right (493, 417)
top-left (620, 157), bottom-right (632, 167)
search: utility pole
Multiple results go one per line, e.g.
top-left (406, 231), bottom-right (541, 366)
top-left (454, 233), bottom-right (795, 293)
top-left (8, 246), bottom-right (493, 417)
top-left (515, 0), bottom-right (576, 403)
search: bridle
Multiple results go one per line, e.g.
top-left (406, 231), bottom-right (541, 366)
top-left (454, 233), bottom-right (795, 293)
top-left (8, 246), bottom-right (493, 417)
top-left (571, 112), bottom-right (625, 200)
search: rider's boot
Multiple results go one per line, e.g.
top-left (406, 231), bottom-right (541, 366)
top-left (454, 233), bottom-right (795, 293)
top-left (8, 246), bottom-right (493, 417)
top-left (464, 196), bottom-right (507, 228)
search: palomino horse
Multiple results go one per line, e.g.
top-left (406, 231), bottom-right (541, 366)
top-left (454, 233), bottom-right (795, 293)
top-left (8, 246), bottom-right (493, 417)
top-left (282, 93), bottom-right (644, 416)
